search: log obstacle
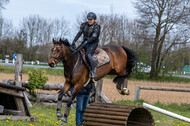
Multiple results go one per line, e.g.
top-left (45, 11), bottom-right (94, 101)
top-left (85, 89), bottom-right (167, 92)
top-left (0, 82), bottom-right (38, 121)
top-left (0, 54), bottom-right (37, 121)
top-left (83, 102), bottom-right (154, 126)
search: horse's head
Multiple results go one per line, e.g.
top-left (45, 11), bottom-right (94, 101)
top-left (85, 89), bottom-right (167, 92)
top-left (48, 38), bottom-right (70, 67)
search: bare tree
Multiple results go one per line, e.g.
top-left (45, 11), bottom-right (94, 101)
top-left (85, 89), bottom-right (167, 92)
top-left (51, 17), bottom-right (70, 39)
top-left (19, 15), bottom-right (70, 61)
top-left (0, 0), bottom-right (9, 14)
top-left (135, 0), bottom-right (190, 79)
top-left (0, 18), bottom-right (14, 39)
top-left (0, 0), bottom-right (9, 37)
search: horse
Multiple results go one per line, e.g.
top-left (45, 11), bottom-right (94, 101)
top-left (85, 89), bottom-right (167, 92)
top-left (48, 38), bottom-right (137, 125)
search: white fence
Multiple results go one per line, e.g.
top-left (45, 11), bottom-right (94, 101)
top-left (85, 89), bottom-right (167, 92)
top-left (134, 86), bottom-right (190, 102)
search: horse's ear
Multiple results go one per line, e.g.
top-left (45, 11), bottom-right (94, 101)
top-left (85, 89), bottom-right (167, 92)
top-left (65, 39), bottom-right (69, 43)
top-left (59, 38), bottom-right (62, 43)
top-left (53, 38), bottom-right (56, 44)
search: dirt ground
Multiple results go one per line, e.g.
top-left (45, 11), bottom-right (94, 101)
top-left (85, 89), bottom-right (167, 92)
top-left (1, 73), bottom-right (190, 104)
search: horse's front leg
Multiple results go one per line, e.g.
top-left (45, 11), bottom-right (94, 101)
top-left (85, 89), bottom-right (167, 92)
top-left (61, 84), bottom-right (82, 125)
top-left (57, 81), bottom-right (71, 120)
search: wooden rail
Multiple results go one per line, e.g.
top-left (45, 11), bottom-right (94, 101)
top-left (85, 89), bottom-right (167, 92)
top-left (134, 86), bottom-right (190, 102)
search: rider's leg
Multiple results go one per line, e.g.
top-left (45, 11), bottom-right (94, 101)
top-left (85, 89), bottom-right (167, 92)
top-left (85, 43), bottom-right (98, 78)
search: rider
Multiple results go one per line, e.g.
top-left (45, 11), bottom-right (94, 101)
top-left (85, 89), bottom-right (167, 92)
top-left (72, 12), bottom-right (101, 78)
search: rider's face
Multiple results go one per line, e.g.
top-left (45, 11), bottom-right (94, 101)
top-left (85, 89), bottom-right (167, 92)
top-left (88, 19), bottom-right (95, 25)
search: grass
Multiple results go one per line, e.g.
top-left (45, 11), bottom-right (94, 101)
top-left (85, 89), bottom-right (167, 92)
top-left (0, 101), bottom-right (190, 126)
top-left (115, 100), bottom-right (190, 126)
top-left (0, 105), bottom-right (76, 126)
top-left (0, 65), bottom-right (64, 76)
top-left (130, 72), bottom-right (190, 83)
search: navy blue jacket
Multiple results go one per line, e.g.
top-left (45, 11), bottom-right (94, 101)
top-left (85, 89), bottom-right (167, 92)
top-left (73, 22), bottom-right (101, 44)
top-left (71, 82), bottom-right (95, 95)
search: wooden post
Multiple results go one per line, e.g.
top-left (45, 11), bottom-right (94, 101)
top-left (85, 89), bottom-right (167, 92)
top-left (95, 79), bottom-right (103, 102)
top-left (100, 92), bottom-right (111, 103)
top-left (134, 86), bottom-right (140, 103)
top-left (23, 92), bottom-right (32, 107)
top-left (0, 105), bottom-right (4, 113)
top-left (14, 54), bottom-right (31, 116)
top-left (15, 54), bottom-right (23, 87)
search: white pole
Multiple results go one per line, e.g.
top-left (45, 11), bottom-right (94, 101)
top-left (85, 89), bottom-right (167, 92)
top-left (143, 102), bottom-right (190, 123)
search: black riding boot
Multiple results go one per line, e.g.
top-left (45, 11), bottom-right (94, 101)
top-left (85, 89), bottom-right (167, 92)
top-left (87, 54), bottom-right (96, 78)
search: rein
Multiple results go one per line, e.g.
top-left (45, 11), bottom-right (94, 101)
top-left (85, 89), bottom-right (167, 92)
top-left (64, 52), bottom-right (80, 79)
top-left (50, 44), bottom-right (65, 62)
top-left (51, 43), bottom-right (81, 79)
top-left (65, 44), bottom-right (85, 60)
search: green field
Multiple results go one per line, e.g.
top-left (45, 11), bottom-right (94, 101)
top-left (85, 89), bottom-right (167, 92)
top-left (0, 106), bottom-right (75, 126)
top-left (0, 101), bottom-right (190, 126)
top-left (0, 65), bottom-right (190, 125)
top-left (1, 65), bottom-right (190, 83)
top-left (115, 100), bottom-right (190, 126)
top-left (0, 65), bottom-right (65, 76)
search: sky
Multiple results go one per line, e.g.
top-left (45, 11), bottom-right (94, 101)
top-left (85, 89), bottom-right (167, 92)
top-left (3, 0), bottom-right (137, 27)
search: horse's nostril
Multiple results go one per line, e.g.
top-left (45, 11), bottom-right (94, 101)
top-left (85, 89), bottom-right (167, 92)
top-left (49, 63), bottom-right (54, 67)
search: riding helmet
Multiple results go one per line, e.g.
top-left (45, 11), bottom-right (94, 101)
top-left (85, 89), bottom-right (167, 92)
top-left (87, 12), bottom-right (97, 20)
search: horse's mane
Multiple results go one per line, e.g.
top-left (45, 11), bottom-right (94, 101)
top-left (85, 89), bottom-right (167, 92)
top-left (60, 38), bottom-right (76, 51)
top-left (61, 38), bottom-right (70, 46)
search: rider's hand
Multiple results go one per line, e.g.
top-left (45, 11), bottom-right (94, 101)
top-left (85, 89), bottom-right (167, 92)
top-left (83, 41), bottom-right (87, 45)
top-left (72, 43), bottom-right (76, 48)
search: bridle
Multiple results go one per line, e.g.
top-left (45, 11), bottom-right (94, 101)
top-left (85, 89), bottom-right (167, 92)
top-left (50, 43), bottom-right (65, 63)
top-left (51, 42), bottom-right (84, 63)
top-left (50, 42), bottom-right (81, 79)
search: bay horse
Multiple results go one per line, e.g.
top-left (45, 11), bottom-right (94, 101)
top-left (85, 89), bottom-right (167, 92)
top-left (48, 38), bottom-right (137, 125)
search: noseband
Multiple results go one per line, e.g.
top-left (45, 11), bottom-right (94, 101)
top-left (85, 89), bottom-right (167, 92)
top-left (50, 43), bottom-right (81, 63)
top-left (50, 44), bottom-right (65, 63)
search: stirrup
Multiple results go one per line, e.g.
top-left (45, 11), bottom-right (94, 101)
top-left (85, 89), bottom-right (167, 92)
top-left (90, 71), bottom-right (96, 77)
top-left (90, 72), bottom-right (96, 83)
top-left (90, 78), bottom-right (95, 83)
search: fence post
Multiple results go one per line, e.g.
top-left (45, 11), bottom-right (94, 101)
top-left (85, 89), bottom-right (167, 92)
top-left (95, 79), bottom-right (103, 102)
top-left (14, 54), bottom-right (32, 107)
top-left (134, 86), bottom-right (140, 103)
top-left (15, 54), bottom-right (23, 87)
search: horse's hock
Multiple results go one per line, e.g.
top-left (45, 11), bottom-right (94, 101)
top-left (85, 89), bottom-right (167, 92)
top-left (83, 102), bottom-right (154, 126)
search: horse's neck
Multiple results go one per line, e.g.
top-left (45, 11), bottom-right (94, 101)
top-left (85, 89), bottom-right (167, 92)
top-left (63, 49), bottom-right (80, 77)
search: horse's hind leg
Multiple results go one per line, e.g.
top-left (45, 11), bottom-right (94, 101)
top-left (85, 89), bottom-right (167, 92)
top-left (114, 67), bottom-right (130, 95)
top-left (122, 78), bottom-right (130, 95)
top-left (57, 81), bottom-right (71, 120)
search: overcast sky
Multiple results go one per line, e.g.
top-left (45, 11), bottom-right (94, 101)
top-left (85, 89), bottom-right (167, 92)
top-left (3, 0), bottom-right (137, 27)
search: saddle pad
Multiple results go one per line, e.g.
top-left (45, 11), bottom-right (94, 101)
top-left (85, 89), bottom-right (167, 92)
top-left (96, 49), bottom-right (110, 67)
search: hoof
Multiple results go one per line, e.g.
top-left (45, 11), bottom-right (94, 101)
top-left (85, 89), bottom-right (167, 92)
top-left (118, 88), bottom-right (130, 95)
top-left (61, 116), bottom-right (67, 125)
top-left (57, 110), bottom-right (63, 120)
top-left (122, 88), bottom-right (130, 95)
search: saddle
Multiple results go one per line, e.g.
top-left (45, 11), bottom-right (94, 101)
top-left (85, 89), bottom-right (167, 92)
top-left (80, 48), bottom-right (110, 70)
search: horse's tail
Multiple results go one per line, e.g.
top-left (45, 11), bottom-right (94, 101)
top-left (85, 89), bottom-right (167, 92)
top-left (122, 46), bottom-right (137, 78)
top-left (113, 46), bottom-right (137, 84)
